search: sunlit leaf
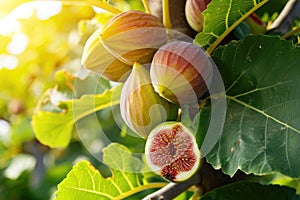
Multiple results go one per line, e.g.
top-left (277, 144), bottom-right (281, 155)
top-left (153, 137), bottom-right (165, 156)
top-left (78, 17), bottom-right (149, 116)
top-left (195, 0), bottom-right (268, 54)
top-left (55, 143), bottom-right (167, 200)
top-left (205, 35), bottom-right (300, 178)
top-left (32, 84), bottom-right (123, 148)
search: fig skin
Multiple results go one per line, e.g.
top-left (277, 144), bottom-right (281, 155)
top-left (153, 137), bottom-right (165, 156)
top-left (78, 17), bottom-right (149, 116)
top-left (100, 10), bottom-right (167, 66)
top-left (81, 28), bottom-right (132, 82)
top-left (82, 10), bottom-right (167, 82)
top-left (145, 121), bottom-right (201, 182)
top-left (185, 0), bottom-right (211, 32)
top-left (120, 63), bottom-right (178, 138)
top-left (150, 41), bottom-right (213, 105)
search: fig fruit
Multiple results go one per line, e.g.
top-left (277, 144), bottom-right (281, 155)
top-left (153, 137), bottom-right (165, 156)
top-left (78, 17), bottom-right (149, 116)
top-left (150, 41), bottom-right (212, 104)
top-left (145, 122), bottom-right (201, 182)
top-left (81, 28), bottom-right (132, 82)
top-left (82, 10), bottom-right (167, 82)
top-left (185, 0), bottom-right (211, 32)
top-left (100, 10), bottom-right (167, 65)
top-left (120, 63), bottom-right (178, 138)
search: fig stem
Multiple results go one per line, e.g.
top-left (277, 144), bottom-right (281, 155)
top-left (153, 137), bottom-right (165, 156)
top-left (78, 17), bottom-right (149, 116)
top-left (181, 105), bottom-right (194, 130)
top-left (86, 0), bottom-right (122, 14)
top-left (141, 0), bottom-right (152, 14)
top-left (162, 0), bottom-right (172, 29)
top-left (281, 27), bottom-right (300, 39)
top-left (142, 171), bottom-right (201, 200)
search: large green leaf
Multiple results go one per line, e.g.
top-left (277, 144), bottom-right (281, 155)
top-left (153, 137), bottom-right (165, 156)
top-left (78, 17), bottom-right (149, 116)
top-left (32, 84), bottom-right (122, 148)
top-left (55, 143), bottom-right (166, 199)
top-left (195, 0), bottom-right (268, 54)
top-left (201, 182), bottom-right (300, 200)
top-left (206, 35), bottom-right (300, 178)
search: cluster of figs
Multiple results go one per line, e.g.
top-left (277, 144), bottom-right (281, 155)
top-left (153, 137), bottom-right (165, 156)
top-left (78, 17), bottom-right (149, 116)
top-left (82, 0), bottom-right (213, 183)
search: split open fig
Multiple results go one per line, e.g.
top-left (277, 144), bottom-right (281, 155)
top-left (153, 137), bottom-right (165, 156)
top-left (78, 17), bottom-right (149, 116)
top-left (145, 122), bottom-right (201, 182)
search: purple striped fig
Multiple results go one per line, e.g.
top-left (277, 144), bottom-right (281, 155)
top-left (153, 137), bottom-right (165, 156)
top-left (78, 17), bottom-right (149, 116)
top-left (185, 0), bottom-right (211, 32)
top-left (150, 41), bottom-right (213, 105)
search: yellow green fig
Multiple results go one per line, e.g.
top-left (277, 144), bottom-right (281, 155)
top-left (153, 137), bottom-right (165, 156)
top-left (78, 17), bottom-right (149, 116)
top-left (150, 41), bottom-right (213, 105)
top-left (82, 10), bottom-right (167, 82)
top-left (100, 10), bottom-right (167, 65)
top-left (120, 63), bottom-right (178, 138)
top-left (81, 28), bottom-right (132, 82)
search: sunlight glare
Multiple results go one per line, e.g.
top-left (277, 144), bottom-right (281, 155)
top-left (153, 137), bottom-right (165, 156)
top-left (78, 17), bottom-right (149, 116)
top-left (0, 120), bottom-right (10, 144)
top-left (7, 33), bottom-right (28, 55)
top-left (0, 54), bottom-right (18, 70)
top-left (0, 17), bottom-right (21, 36)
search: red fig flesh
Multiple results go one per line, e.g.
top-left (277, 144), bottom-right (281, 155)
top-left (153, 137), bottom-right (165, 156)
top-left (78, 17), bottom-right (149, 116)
top-left (145, 122), bottom-right (201, 182)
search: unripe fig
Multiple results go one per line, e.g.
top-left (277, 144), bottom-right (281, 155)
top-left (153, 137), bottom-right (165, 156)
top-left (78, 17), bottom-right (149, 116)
top-left (82, 11), bottom-right (167, 82)
top-left (145, 122), bottom-right (201, 182)
top-left (82, 28), bottom-right (132, 82)
top-left (100, 10), bottom-right (167, 65)
top-left (120, 63), bottom-right (178, 138)
top-left (185, 0), bottom-right (211, 32)
top-left (150, 41), bottom-right (212, 104)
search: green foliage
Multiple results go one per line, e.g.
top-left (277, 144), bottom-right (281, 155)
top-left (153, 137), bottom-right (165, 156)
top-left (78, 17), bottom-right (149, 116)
top-left (201, 182), bottom-right (300, 200)
top-left (55, 143), bottom-right (167, 200)
top-left (206, 35), bottom-right (300, 178)
top-left (32, 83), bottom-right (122, 148)
top-left (195, 0), bottom-right (268, 54)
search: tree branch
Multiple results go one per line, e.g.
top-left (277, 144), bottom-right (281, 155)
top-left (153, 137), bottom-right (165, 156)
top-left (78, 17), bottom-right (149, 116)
top-left (142, 171), bottom-right (201, 200)
top-left (268, 0), bottom-right (300, 34)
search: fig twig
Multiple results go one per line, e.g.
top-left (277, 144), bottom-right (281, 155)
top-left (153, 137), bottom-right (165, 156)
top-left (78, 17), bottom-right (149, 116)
top-left (268, 0), bottom-right (300, 34)
top-left (141, 171), bottom-right (201, 200)
top-left (141, 0), bottom-right (152, 14)
top-left (162, 0), bottom-right (173, 29)
top-left (281, 26), bottom-right (300, 39)
top-left (86, 0), bottom-right (122, 14)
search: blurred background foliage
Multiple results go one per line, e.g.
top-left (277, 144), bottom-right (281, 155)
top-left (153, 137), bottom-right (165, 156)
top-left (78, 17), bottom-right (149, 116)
top-left (0, 0), bottom-right (289, 199)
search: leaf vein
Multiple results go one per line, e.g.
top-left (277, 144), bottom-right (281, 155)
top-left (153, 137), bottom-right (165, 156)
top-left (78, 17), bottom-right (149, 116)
top-left (227, 96), bottom-right (300, 134)
top-left (233, 81), bottom-right (293, 98)
top-left (225, 0), bottom-right (233, 29)
top-left (63, 186), bottom-right (114, 199)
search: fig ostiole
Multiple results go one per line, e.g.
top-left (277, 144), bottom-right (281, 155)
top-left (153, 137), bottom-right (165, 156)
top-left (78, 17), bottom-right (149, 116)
top-left (150, 41), bottom-right (213, 105)
top-left (120, 62), bottom-right (178, 138)
top-left (145, 122), bottom-right (201, 182)
top-left (185, 0), bottom-right (211, 32)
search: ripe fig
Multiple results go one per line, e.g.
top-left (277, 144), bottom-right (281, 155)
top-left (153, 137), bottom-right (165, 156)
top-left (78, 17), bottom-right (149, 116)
top-left (82, 28), bottom-right (132, 82)
top-left (120, 63), bottom-right (178, 138)
top-left (185, 0), bottom-right (211, 32)
top-left (100, 10), bottom-right (167, 65)
top-left (150, 41), bottom-right (212, 104)
top-left (145, 122), bottom-right (201, 182)
top-left (82, 10), bottom-right (167, 82)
